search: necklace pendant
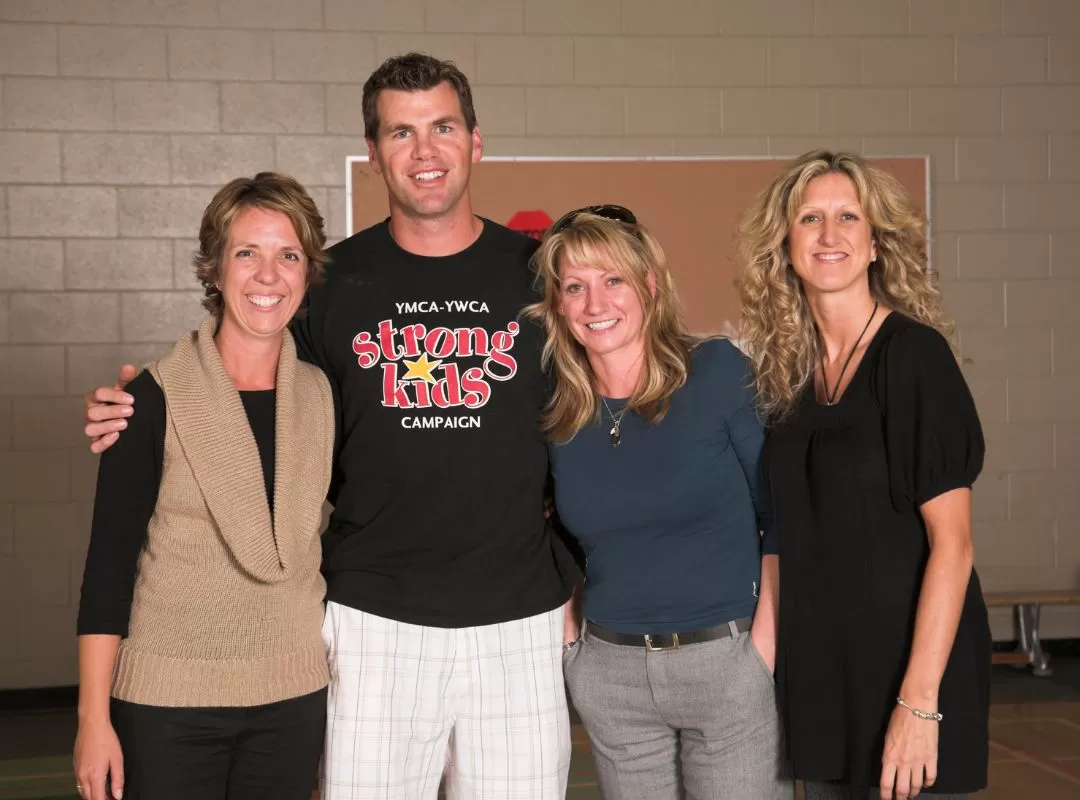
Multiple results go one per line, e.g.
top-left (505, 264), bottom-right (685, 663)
top-left (609, 423), bottom-right (622, 448)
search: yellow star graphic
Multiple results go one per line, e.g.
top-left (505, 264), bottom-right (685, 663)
top-left (401, 352), bottom-right (442, 383)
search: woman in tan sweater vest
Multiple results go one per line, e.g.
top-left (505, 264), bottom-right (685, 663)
top-left (74, 173), bottom-right (334, 800)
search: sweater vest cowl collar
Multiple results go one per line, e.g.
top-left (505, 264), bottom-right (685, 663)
top-left (153, 315), bottom-right (318, 585)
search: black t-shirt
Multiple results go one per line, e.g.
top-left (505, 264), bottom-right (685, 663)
top-left (292, 218), bottom-right (580, 627)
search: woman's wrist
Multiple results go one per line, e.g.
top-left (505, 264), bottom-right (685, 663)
top-left (898, 676), bottom-right (940, 708)
top-left (77, 699), bottom-right (111, 723)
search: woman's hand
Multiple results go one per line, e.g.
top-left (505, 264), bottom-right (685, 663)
top-left (879, 703), bottom-right (938, 799)
top-left (563, 582), bottom-right (583, 645)
top-left (749, 623), bottom-right (776, 673)
top-left (563, 598), bottom-right (581, 644)
top-left (750, 554), bottom-right (779, 673)
top-left (74, 716), bottom-right (124, 800)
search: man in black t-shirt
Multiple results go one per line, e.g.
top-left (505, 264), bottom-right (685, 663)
top-left (84, 54), bottom-right (579, 800)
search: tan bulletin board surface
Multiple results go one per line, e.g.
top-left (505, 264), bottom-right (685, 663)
top-left (348, 157), bottom-right (928, 334)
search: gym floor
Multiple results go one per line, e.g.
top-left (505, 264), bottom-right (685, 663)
top-left (1, 660), bottom-right (1078, 799)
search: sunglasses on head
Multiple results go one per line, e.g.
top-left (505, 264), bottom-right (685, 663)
top-left (549, 204), bottom-right (637, 236)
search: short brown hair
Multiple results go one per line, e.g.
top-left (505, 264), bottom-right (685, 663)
top-left (362, 52), bottom-right (477, 141)
top-left (194, 172), bottom-right (327, 321)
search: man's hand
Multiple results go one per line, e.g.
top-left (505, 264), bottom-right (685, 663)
top-left (83, 364), bottom-right (138, 454)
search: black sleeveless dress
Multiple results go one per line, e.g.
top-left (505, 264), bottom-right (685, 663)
top-left (763, 312), bottom-right (991, 795)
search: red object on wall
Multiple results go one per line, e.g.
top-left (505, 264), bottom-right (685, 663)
top-left (506, 210), bottom-right (553, 240)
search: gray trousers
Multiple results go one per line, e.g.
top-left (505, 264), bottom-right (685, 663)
top-left (803, 783), bottom-right (967, 800)
top-left (563, 624), bottom-right (792, 800)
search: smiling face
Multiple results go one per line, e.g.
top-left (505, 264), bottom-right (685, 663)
top-left (217, 206), bottom-right (308, 344)
top-left (787, 171), bottom-right (877, 297)
top-left (556, 251), bottom-right (652, 364)
top-left (366, 81), bottom-right (483, 223)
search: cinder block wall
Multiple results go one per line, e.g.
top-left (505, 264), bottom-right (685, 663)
top-left (1, 0), bottom-right (1078, 688)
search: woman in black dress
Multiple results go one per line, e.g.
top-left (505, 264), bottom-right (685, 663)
top-left (737, 150), bottom-right (990, 800)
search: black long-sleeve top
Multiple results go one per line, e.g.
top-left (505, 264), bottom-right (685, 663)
top-left (76, 369), bottom-right (276, 636)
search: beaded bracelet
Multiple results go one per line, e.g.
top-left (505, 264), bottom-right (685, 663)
top-left (896, 697), bottom-right (943, 722)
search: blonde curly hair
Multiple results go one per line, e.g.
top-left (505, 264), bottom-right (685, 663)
top-left (737, 150), bottom-right (953, 421)
top-left (525, 212), bottom-right (696, 443)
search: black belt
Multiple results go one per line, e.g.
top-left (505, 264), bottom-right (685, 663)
top-left (585, 616), bottom-right (753, 652)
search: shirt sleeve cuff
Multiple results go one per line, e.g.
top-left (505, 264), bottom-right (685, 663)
top-left (760, 523), bottom-right (780, 556)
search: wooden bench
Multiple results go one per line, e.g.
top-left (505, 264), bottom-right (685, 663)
top-left (985, 589), bottom-right (1080, 676)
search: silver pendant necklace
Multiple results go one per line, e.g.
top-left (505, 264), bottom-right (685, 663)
top-left (599, 395), bottom-right (629, 448)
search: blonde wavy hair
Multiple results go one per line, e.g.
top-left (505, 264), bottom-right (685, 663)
top-left (737, 150), bottom-right (953, 421)
top-left (525, 213), bottom-right (696, 443)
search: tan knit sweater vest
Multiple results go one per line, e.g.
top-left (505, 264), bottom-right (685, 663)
top-left (111, 316), bottom-right (333, 707)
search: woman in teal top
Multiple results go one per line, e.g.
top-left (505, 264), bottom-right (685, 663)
top-left (527, 206), bottom-right (791, 800)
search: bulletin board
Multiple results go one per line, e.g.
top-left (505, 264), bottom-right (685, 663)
top-left (346, 156), bottom-right (929, 334)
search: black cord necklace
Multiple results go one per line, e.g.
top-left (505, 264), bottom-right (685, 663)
top-left (820, 301), bottom-right (878, 406)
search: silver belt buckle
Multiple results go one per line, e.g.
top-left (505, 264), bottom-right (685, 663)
top-left (644, 632), bottom-right (680, 651)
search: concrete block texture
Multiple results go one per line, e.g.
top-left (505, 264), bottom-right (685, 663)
top-left (218, 0), bottom-right (322, 30)
top-left (118, 187), bottom-right (215, 238)
top-left (622, 0), bottom-right (719, 36)
top-left (0, 346), bottom-right (66, 397)
top-left (769, 38), bottom-right (861, 87)
top-left (57, 26), bottom-right (166, 79)
top-left (274, 136), bottom-right (359, 187)
top-left (7, 187), bottom-right (117, 238)
top-left (525, 87), bottom-right (623, 136)
top-left (0, 23), bottom-right (58, 76)
top-left (3, 77), bottom-right (112, 130)
top-left (169, 135), bottom-right (275, 185)
top-left (423, 0), bottom-right (524, 34)
top-left (222, 83), bottom-right (325, 134)
top-left (956, 36), bottom-right (1048, 86)
top-left (476, 36), bottom-right (574, 86)
top-left (65, 239), bottom-right (174, 290)
top-left (10, 292), bottom-right (121, 344)
top-left (1004, 0), bottom-right (1080, 35)
top-left (815, 0), bottom-right (909, 36)
top-left (325, 0), bottom-right (424, 32)
top-left (113, 80), bottom-right (219, 132)
top-left (120, 291), bottom-right (205, 342)
top-left (524, 0), bottom-right (621, 35)
top-left (0, 132), bottom-right (61, 183)
top-left (107, 0), bottom-right (219, 27)
top-left (0, 240), bottom-right (64, 290)
top-left (0, 1), bottom-right (109, 24)
top-left (271, 32), bottom-right (375, 83)
top-left (910, 0), bottom-right (1003, 35)
top-left (374, 34), bottom-right (477, 77)
top-left (676, 38), bottom-right (768, 87)
top-left (167, 29), bottom-right (273, 82)
top-left (62, 133), bottom-right (170, 185)
top-left (726, 88), bottom-right (818, 135)
top-left (1049, 36), bottom-right (1080, 83)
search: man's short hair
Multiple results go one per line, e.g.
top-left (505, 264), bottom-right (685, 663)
top-left (362, 52), bottom-right (477, 141)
